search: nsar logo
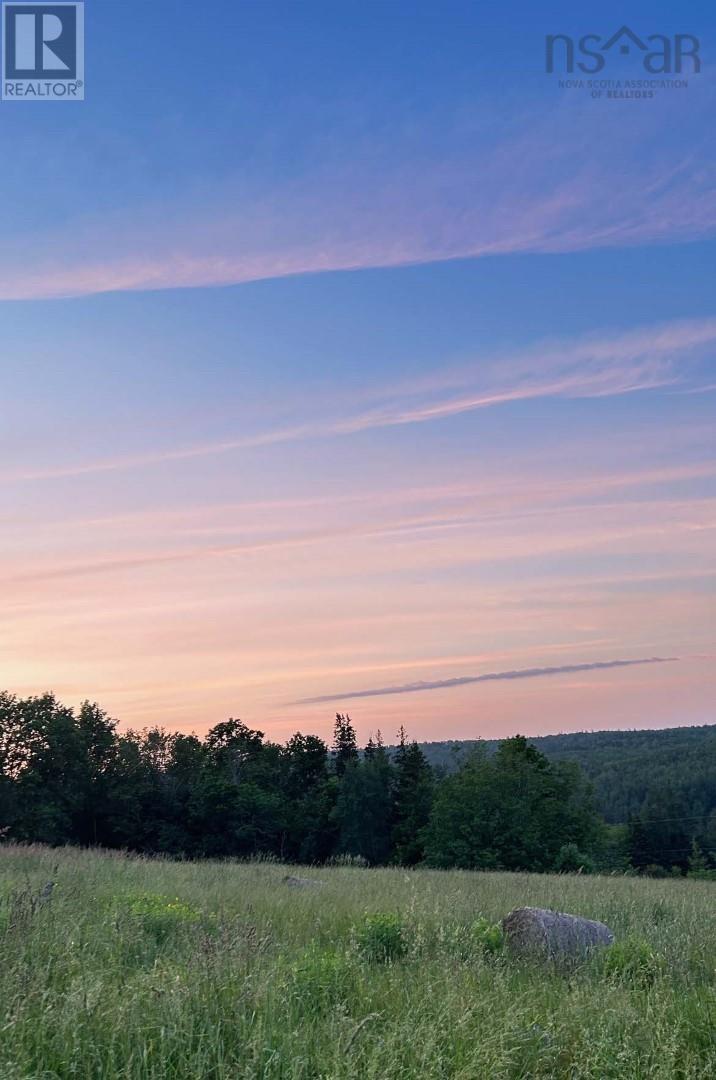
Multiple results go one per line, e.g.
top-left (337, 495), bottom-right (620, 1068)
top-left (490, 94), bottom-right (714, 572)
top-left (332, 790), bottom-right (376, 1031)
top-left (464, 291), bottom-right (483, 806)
top-left (546, 25), bottom-right (700, 75)
top-left (2, 2), bottom-right (84, 101)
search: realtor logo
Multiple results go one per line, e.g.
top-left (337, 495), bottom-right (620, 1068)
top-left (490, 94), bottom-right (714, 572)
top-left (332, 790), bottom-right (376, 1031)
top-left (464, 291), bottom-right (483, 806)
top-left (2, 2), bottom-right (84, 100)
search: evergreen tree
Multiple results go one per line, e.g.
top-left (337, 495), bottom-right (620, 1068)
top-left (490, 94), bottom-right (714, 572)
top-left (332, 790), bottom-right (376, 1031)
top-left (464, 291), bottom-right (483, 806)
top-left (335, 739), bottom-right (394, 864)
top-left (392, 729), bottom-right (433, 865)
top-left (332, 713), bottom-right (358, 776)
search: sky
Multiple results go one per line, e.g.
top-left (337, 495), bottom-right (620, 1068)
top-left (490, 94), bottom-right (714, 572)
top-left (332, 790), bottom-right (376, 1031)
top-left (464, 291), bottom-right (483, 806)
top-left (0, 0), bottom-right (714, 745)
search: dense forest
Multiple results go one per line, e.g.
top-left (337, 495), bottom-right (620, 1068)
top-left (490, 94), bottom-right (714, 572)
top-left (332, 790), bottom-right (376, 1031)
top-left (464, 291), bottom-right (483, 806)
top-left (417, 725), bottom-right (716, 823)
top-left (1, 691), bottom-right (714, 877)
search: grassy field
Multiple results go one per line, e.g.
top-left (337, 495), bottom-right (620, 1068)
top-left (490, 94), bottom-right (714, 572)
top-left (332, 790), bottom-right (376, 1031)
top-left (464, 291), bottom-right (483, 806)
top-left (0, 845), bottom-right (714, 1079)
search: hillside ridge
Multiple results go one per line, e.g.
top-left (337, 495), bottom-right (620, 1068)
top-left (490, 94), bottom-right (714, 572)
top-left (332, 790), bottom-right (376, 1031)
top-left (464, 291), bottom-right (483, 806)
top-left (410, 723), bottom-right (716, 823)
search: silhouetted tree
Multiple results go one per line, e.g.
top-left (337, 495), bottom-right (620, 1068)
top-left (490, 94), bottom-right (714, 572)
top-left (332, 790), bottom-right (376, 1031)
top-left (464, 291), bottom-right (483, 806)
top-left (280, 734), bottom-right (336, 862)
top-left (392, 728), bottom-right (433, 865)
top-left (332, 713), bottom-right (358, 776)
top-left (335, 743), bottom-right (394, 865)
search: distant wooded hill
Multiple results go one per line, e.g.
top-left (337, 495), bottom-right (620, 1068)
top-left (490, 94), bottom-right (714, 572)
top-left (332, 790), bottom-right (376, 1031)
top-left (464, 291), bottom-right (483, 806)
top-left (414, 725), bottom-right (716, 824)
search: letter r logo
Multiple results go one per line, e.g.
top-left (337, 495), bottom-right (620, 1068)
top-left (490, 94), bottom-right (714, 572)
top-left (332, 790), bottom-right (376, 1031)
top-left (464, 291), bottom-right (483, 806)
top-left (3, 3), bottom-right (78, 79)
top-left (14, 12), bottom-right (68, 70)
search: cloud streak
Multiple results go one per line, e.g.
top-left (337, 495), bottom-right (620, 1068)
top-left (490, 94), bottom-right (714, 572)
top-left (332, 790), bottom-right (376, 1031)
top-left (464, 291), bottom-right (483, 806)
top-left (1, 90), bottom-right (715, 301)
top-left (288, 657), bottom-right (678, 705)
top-left (3, 317), bottom-right (715, 486)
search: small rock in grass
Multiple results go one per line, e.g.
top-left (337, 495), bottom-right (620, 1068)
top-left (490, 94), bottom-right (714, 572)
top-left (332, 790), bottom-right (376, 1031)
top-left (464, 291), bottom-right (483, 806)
top-left (283, 875), bottom-right (326, 888)
top-left (501, 906), bottom-right (614, 963)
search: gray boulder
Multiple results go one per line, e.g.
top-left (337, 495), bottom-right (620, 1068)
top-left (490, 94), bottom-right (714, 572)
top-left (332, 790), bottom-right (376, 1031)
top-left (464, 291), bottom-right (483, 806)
top-left (502, 906), bottom-right (614, 963)
top-left (283, 875), bottom-right (325, 888)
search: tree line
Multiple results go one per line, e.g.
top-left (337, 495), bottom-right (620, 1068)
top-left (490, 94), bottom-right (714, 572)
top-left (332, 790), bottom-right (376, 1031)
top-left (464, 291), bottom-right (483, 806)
top-left (1, 691), bottom-right (713, 876)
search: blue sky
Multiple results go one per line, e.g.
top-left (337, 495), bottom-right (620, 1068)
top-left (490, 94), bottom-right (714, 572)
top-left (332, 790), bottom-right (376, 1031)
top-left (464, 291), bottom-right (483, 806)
top-left (0, 1), bottom-right (714, 740)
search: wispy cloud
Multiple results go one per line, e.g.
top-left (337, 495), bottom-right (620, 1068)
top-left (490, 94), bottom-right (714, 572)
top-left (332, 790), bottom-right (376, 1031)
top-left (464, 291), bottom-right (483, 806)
top-left (288, 656), bottom-right (678, 705)
top-left (3, 317), bottom-right (714, 485)
top-left (1, 91), bottom-right (715, 301)
top-left (4, 491), bottom-right (714, 592)
top-left (8, 459), bottom-right (715, 534)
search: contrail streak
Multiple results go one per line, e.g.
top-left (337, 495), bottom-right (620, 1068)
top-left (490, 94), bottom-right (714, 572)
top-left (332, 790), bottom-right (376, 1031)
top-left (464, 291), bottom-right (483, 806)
top-left (289, 656), bottom-right (677, 705)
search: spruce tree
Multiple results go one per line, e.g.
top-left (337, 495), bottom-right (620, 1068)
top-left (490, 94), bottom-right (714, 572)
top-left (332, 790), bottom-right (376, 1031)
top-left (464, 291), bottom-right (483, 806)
top-left (332, 713), bottom-right (358, 776)
top-left (392, 729), bottom-right (433, 865)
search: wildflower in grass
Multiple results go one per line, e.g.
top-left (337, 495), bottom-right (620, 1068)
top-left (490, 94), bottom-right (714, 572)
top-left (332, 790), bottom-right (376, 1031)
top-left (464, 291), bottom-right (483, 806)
top-left (123, 892), bottom-right (203, 944)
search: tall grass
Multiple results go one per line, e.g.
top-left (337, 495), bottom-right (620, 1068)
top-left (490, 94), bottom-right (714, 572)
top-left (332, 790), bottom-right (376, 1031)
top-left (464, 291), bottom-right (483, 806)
top-left (0, 844), bottom-right (714, 1078)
